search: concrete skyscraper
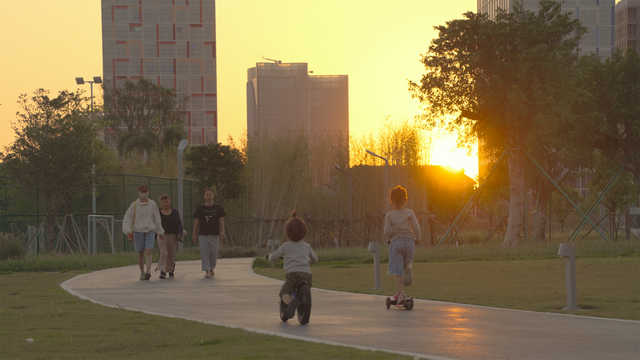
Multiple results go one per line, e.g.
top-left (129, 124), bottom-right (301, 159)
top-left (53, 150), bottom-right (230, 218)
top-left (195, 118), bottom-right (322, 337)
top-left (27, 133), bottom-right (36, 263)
top-left (615, 0), bottom-right (640, 52)
top-left (101, 0), bottom-right (218, 145)
top-left (246, 62), bottom-right (348, 141)
top-left (478, 0), bottom-right (616, 58)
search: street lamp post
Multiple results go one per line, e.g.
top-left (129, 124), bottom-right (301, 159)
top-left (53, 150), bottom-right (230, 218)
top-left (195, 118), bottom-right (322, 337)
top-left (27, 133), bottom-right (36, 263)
top-left (365, 150), bottom-right (389, 212)
top-left (334, 165), bottom-right (352, 246)
top-left (76, 76), bottom-right (102, 254)
top-left (177, 139), bottom-right (189, 254)
top-left (365, 150), bottom-right (388, 290)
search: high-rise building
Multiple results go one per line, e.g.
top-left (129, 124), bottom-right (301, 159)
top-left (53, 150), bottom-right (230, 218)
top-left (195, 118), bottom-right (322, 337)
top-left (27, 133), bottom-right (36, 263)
top-left (246, 62), bottom-right (348, 140)
top-left (478, 0), bottom-right (616, 58)
top-left (615, 0), bottom-right (640, 52)
top-left (101, 0), bottom-right (218, 145)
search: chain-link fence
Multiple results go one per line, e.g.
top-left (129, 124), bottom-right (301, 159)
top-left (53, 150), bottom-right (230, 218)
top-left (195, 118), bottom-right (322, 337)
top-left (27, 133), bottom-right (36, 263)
top-left (0, 174), bottom-right (199, 254)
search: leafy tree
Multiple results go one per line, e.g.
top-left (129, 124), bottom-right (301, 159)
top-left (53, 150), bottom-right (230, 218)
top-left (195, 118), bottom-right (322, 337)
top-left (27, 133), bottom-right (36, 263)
top-left (102, 77), bottom-right (188, 155)
top-left (185, 143), bottom-right (244, 205)
top-left (587, 152), bottom-right (638, 240)
top-left (409, 1), bottom-right (586, 247)
top-left (550, 186), bottom-right (583, 233)
top-left (477, 160), bottom-right (510, 228)
top-left (2, 89), bottom-right (113, 250)
top-left (575, 48), bottom-right (640, 194)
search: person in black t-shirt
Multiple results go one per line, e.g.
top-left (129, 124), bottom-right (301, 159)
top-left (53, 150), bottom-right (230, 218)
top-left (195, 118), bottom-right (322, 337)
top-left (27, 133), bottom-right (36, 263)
top-left (156, 194), bottom-right (183, 279)
top-left (192, 188), bottom-right (226, 278)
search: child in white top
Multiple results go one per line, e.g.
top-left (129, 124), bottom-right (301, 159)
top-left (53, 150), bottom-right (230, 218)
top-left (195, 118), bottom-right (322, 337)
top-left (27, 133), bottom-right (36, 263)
top-left (268, 211), bottom-right (318, 319)
top-left (384, 185), bottom-right (420, 306)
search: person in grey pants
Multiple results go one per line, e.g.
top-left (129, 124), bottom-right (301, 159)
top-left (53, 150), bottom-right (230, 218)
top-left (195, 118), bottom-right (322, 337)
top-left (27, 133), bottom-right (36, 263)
top-left (192, 188), bottom-right (226, 278)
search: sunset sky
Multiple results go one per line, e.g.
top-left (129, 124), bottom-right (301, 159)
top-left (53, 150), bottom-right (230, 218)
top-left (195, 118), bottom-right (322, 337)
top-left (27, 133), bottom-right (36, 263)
top-left (0, 0), bottom-right (478, 179)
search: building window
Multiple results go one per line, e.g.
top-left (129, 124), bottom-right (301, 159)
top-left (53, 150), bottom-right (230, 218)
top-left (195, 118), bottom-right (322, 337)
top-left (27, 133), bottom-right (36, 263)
top-left (191, 44), bottom-right (196, 50)
top-left (148, 66), bottom-right (154, 72)
top-left (161, 67), bottom-right (166, 72)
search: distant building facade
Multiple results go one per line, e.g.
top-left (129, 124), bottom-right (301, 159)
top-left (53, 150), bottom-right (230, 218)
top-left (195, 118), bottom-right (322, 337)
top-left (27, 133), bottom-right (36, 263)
top-left (246, 62), bottom-right (348, 140)
top-left (615, 0), bottom-right (640, 52)
top-left (101, 0), bottom-right (218, 145)
top-left (478, 0), bottom-right (616, 58)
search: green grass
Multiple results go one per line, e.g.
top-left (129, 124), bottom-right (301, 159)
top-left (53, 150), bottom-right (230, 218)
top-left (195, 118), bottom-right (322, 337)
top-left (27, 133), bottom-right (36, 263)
top-left (0, 246), bottom-right (258, 273)
top-left (301, 238), bottom-right (640, 265)
top-left (255, 257), bottom-right (640, 321)
top-left (0, 271), bottom-right (412, 360)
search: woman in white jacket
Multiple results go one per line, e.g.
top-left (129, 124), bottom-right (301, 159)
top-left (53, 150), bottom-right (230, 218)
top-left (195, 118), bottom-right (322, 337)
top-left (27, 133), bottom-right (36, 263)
top-left (123, 184), bottom-right (164, 281)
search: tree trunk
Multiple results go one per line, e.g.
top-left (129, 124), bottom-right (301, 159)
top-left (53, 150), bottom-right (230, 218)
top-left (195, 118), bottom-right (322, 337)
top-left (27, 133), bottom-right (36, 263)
top-left (503, 149), bottom-right (524, 247)
top-left (624, 204), bottom-right (630, 241)
top-left (534, 182), bottom-right (552, 243)
top-left (46, 213), bottom-right (56, 252)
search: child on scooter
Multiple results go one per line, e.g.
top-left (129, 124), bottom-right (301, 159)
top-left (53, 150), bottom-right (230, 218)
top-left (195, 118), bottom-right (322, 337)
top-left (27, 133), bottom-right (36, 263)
top-left (268, 211), bottom-right (318, 319)
top-left (384, 186), bottom-right (420, 307)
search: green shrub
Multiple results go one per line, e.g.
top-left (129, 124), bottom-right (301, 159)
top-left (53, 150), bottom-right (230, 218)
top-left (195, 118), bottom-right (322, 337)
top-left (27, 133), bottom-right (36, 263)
top-left (219, 246), bottom-right (258, 259)
top-left (0, 233), bottom-right (26, 261)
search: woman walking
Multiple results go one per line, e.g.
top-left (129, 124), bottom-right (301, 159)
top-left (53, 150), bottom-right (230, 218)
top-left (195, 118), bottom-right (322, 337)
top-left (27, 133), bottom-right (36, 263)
top-left (156, 194), bottom-right (183, 279)
top-left (192, 188), bottom-right (226, 278)
top-left (123, 184), bottom-right (164, 281)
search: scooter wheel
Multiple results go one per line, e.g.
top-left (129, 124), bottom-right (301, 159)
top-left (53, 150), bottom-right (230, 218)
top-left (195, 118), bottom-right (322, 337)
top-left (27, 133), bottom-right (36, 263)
top-left (404, 298), bottom-right (414, 311)
top-left (385, 297), bottom-right (391, 309)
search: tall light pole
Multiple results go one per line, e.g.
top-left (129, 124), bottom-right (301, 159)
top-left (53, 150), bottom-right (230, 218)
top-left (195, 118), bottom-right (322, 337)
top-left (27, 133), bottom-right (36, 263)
top-left (177, 139), bottom-right (189, 254)
top-left (334, 165), bottom-right (352, 245)
top-left (365, 150), bottom-right (389, 213)
top-left (76, 76), bottom-right (102, 253)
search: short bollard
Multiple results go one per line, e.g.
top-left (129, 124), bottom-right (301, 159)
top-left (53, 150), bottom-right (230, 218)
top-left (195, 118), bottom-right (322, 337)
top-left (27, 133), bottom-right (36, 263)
top-left (558, 243), bottom-right (579, 310)
top-left (368, 242), bottom-right (381, 289)
top-left (267, 239), bottom-right (275, 253)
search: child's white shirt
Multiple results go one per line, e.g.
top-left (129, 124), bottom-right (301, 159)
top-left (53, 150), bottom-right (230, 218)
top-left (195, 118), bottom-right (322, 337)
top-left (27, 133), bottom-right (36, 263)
top-left (384, 208), bottom-right (421, 242)
top-left (269, 241), bottom-right (318, 274)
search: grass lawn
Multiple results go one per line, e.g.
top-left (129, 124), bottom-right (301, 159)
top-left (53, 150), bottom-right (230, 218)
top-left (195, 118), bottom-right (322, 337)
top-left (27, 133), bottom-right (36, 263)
top-left (255, 257), bottom-right (640, 320)
top-left (0, 271), bottom-right (412, 360)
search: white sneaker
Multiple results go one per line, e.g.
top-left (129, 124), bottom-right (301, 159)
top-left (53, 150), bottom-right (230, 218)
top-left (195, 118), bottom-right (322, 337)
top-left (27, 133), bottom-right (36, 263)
top-left (139, 272), bottom-right (145, 281)
top-left (396, 293), bottom-right (407, 306)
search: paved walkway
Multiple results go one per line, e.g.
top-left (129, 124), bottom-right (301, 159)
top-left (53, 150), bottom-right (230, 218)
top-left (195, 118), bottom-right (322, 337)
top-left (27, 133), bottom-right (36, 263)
top-left (62, 258), bottom-right (640, 360)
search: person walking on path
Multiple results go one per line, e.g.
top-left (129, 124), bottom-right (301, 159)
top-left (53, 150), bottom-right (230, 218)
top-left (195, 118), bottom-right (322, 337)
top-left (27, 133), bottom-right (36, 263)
top-left (384, 185), bottom-right (420, 307)
top-left (156, 194), bottom-right (183, 279)
top-left (192, 188), bottom-right (226, 278)
top-left (123, 184), bottom-right (165, 281)
top-left (268, 211), bottom-right (318, 319)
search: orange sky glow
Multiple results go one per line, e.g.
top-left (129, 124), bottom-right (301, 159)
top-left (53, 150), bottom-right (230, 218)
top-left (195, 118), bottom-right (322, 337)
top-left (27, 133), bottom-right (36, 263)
top-left (0, 0), bottom-right (478, 179)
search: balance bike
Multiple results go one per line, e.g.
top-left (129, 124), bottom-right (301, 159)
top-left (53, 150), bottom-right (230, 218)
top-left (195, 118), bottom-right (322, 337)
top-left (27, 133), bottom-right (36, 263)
top-left (280, 280), bottom-right (312, 325)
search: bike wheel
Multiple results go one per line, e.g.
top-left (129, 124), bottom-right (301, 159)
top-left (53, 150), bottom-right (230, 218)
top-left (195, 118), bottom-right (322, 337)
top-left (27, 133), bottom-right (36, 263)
top-left (279, 300), bottom-right (288, 322)
top-left (296, 285), bottom-right (312, 325)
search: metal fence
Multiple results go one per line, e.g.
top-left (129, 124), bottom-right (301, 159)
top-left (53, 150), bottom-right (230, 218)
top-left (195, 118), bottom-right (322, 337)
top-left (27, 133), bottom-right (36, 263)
top-left (0, 174), bottom-right (199, 253)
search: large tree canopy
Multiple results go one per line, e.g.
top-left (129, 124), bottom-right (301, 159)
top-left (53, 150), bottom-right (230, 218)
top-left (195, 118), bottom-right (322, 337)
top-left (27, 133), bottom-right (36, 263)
top-left (102, 77), bottom-right (188, 155)
top-left (409, 0), bottom-right (586, 247)
top-left (575, 48), bottom-right (640, 190)
top-left (2, 89), bottom-right (112, 250)
top-left (185, 142), bottom-right (244, 205)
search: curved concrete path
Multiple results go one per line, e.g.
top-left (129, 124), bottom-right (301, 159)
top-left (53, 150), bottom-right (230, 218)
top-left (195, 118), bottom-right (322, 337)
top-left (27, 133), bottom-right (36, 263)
top-left (62, 258), bottom-right (640, 360)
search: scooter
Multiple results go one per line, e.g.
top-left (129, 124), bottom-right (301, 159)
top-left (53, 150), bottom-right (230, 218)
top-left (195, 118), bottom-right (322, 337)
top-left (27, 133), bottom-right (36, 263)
top-left (386, 295), bottom-right (414, 310)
